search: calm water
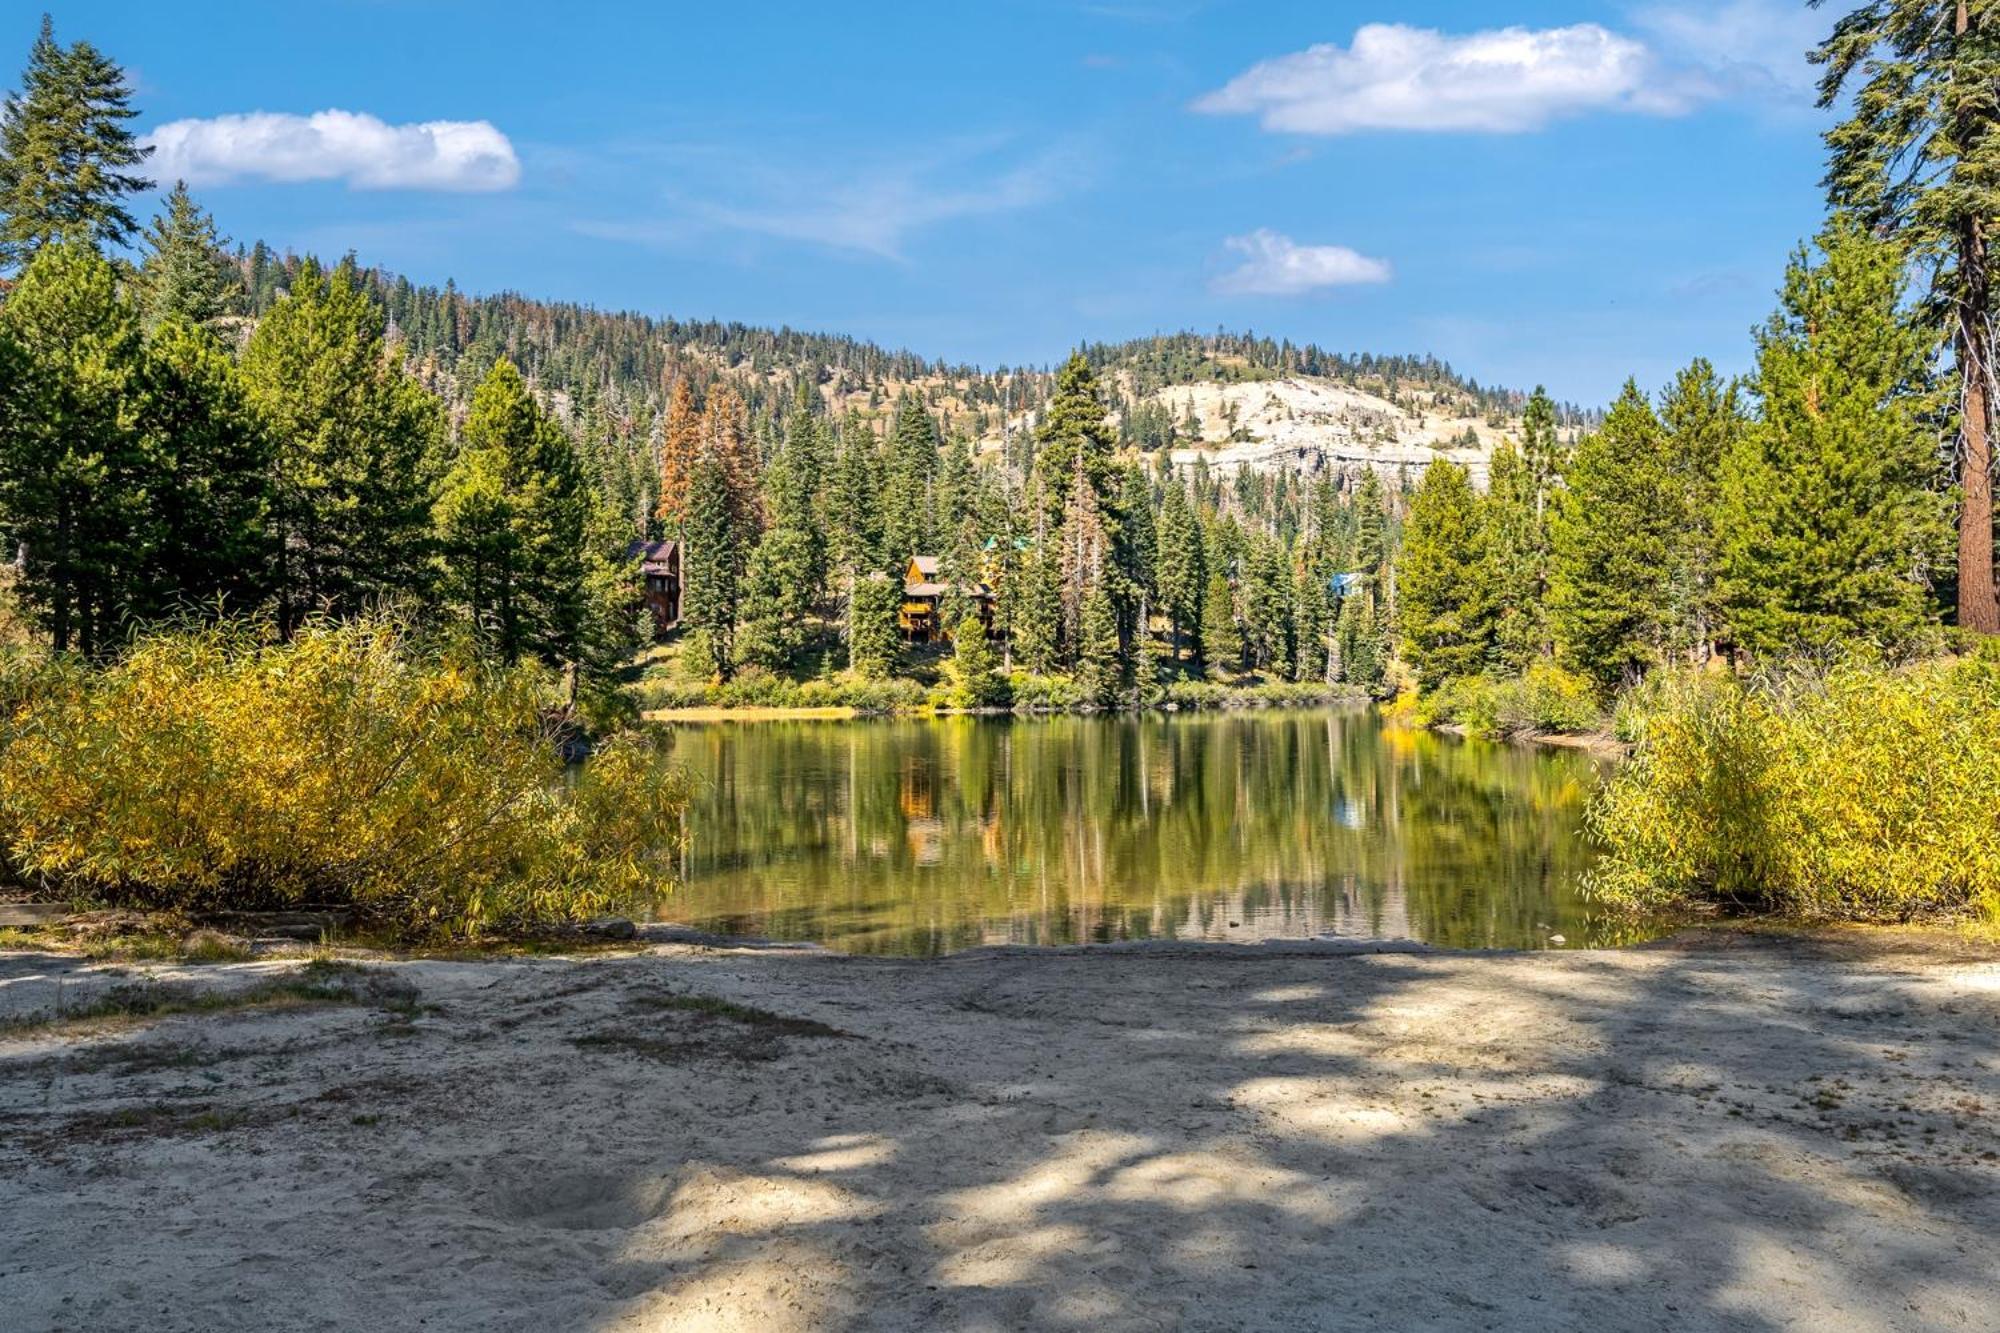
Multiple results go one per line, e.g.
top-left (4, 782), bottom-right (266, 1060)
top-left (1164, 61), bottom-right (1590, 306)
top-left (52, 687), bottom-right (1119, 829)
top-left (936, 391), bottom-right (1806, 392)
top-left (648, 708), bottom-right (1655, 956)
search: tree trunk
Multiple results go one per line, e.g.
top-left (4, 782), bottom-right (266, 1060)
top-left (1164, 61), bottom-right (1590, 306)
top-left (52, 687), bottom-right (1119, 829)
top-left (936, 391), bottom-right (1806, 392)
top-left (1960, 3), bottom-right (1999, 635)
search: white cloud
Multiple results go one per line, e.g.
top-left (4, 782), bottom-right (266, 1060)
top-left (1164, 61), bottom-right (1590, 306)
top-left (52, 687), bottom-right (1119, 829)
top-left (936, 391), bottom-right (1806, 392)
top-left (1633, 0), bottom-right (1824, 101)
top-left (1211, 229), bottom-right (1390, 296)
top-left (699, 156), bottom-right (1066, 259)
top-left (143, 110), bottom-right (520, 191)
top-left (1194, 22), bottom-right (1702, 135)
top-left (581, 139), bottom-right (1083, 261)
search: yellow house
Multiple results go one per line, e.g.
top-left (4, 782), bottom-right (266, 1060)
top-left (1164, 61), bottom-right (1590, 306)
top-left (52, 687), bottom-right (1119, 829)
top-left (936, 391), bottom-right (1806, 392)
top-left (900, 555), bottom-right (993, 642)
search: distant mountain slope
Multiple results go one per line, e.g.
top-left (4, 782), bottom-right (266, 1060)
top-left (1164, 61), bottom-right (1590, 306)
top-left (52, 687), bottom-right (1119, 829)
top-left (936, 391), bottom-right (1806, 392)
top-left (237, 245), bottom-right (1583, 480)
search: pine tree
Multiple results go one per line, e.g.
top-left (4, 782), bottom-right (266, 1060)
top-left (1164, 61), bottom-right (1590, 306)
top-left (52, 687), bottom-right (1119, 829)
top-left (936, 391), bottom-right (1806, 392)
top-left (241, 259), bottom-right (443, 630)
top-left (656, 378), bottom-right (701, 531)
top-left (1075, 581), bottom-right (1124, 706)
top-left (1014, 543), bottom-right (1063, 674)
top-left (1032, 352), bottom-right (1117, 523)
top-left (735, 429), bottom-right (823, 670)
top-left (1056, 453), bottom-right (1111, 663)
top-left (1717, 218), bottom-right (1950, 656)
top-left (1352, 469), bottom-right (1388, 578)
top-left (1199, 568), bottom-right (1241, 675)
top-left (1243, 536), bottom-right (1293, 675)
top-left (1335, 588), bottom-right (1383, 691)
top-left (847, 572), bottom-right (900, 677)
top-left (1483, 441), bottom-right (1546, 670)
top-left (433, 360), bottom-right (590, 666)
top-left (682, 451), bottom-right (742, 678)
top-left (0, 17), bottom-right (151, 268)
top-left (1399, 459), bottom-right (1493, 690)
top-left (1115, 460), bottom-right (1157, 647)
top-left (1155, 478), bottom-right (1206, 659)
top-left (1548, 383), bottom-right (1679, 694)
top-left (0, 240), bottom-right (147, 653)
top-left (1658, 358), bottom-right (1740, 659)
top-left (137, 316), bottom-right (272, 619)
top-left (136, 183), bottom-right (240, 333)
top-left (882, 392), bottom-right (939, 561)
top-left (1294, 558), bottom-right (1329, 682)
top-left (702, 383), bottom-right (762, 538)
top-left (827, 417), bottom-right (885, 578)
top-left (1817, 0), bottom-right (2000, 632)
top-left (944, 614), bottom-right (1003, 707)
top-left (1520, 387), bottom-right (1562, 518)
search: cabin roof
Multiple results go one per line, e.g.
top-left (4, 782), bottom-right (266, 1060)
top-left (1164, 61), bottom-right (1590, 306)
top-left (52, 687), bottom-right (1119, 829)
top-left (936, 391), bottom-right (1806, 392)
top-left (908, 555), bottom-right (941, 577)
top-left (627, 539), bottom-right (680, 576)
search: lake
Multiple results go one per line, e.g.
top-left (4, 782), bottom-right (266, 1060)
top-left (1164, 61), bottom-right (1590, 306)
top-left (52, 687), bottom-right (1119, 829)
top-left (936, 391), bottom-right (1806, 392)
top-left (648, 707), bottom-right (1654, 955)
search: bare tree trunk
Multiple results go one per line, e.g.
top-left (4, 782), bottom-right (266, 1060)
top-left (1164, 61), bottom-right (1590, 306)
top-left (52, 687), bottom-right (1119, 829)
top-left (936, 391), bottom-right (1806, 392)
top-left (1960, 3), bottom-right (1999, 635)
top-left (1960, 282), bottom-right (1996, 634)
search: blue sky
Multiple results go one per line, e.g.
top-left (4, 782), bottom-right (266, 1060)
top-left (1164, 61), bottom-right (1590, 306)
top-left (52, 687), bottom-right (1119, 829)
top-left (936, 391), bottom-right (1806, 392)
top-left (44, 1), bottom-right (1833, 404)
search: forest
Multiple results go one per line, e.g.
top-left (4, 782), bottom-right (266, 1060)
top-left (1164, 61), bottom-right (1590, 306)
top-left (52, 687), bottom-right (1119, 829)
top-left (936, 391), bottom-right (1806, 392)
top-left (1, 10), bottom-right (1997, 930)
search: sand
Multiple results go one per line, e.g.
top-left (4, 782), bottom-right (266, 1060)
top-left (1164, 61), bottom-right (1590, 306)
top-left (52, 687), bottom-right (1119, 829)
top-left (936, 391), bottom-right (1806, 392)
top-left (2, 931), bottom-right (1996, 1332)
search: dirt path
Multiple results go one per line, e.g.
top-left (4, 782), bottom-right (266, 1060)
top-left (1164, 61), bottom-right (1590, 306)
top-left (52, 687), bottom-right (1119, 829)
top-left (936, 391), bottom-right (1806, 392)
top-left (2, 933), bottom-right (1996, 1331)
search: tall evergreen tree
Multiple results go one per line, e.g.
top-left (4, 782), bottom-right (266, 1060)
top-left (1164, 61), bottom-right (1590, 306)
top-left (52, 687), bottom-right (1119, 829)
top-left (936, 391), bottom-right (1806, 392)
top-left (241, 259), bottom-right (442, 630)
top-left (0, 17), bottom-right (150, 268)
top-left (433, 360), bottom-right (590, 666)
top-left (1658, 357), bottom-right (1740, 659)
top-left (1483, 441), bottom-right (1547, 670)
top-left (135, 183), bottom-right (239, 333)
top-left (681, 451), bottom-right (742, 679)
top-left (1032, 352), bottom-right (1118, 522)
top-left (847, 572), bottom-right (900, 677)
top-left (1199, 568), bottom-right (1241, 675)
top-left (1718, 218), bottom-right (1950, 656)
top-left (1817, 0), bottom-right (2000, 632)
top-left (0, 240), bottom-right (147, 653)
top-left (735, 429), bottom-right (824, 671)
top-left (882, 392), bottom-right (939, 560)
top-left (137, 316), bottom-right (271, 619)
top-left (1155, 477), bottom-right (1206, 659)
top-left (1075, 581), bottom-right (1124, 706)
top-left (1399, 459), bottom-right (1493, 690)
top-left (1548, 383), bottom-right (1679, 694)
top-left (1520, 386), bottom-right (1563, 519)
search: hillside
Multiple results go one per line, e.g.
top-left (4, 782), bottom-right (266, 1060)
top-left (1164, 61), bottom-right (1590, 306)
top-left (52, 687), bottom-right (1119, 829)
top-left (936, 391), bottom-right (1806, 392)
top-left (238, 245), bottom-right (1572, 484)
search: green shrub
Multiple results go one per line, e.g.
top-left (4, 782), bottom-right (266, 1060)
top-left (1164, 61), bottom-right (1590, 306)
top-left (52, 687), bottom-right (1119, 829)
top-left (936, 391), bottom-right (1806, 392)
top-left (1412, 663), bottom-right (1603, 739)
top-left (0, 619), bottom-right (688, 936)
top-left (1585, 658), bottom-right (2000, 921)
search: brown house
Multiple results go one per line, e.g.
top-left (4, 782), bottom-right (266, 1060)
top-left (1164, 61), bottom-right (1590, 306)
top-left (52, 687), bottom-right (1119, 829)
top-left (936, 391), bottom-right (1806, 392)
top-left (628, 539), bottom-right (682, 637)
top-left (899, 555), bottom-right (994, 643)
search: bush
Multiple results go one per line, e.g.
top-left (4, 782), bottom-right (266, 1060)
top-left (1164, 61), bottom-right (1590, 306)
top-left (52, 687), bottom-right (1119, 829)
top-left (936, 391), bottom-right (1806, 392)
top-left (1411, 663), bottom-right (1603, 739)
top-left (0, 619), bottom-right (688, 936)
top-left (1585, 657), bottom-right (2000, 922)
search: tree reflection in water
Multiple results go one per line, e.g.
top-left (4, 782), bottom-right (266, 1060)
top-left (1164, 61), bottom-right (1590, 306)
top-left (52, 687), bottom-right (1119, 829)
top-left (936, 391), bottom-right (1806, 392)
top-left (653, 709), bottom-right (1660, 955)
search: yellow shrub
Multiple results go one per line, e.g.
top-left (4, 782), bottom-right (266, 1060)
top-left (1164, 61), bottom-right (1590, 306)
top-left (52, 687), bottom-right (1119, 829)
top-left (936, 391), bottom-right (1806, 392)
top-left (1586, 658), bottom-right (2000, 921)
top-left (0, 619), bottom-right (687, 936)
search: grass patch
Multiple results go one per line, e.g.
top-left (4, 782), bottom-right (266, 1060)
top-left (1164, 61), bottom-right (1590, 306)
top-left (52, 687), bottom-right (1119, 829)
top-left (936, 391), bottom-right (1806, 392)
top-left (626, 991), bottom-right (848, 1037)
top-left (571, 991), bottom-right (852, 1063)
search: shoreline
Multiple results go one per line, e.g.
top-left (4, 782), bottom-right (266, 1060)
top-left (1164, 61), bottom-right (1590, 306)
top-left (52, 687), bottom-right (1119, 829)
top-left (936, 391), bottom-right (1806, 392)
top-left (3, 927), bottom-right (1994, 1330)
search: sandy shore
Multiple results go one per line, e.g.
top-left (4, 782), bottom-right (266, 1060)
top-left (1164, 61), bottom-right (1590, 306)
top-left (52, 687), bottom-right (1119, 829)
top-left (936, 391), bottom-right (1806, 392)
top-left (2, 931), bottom-right (1996, 1332)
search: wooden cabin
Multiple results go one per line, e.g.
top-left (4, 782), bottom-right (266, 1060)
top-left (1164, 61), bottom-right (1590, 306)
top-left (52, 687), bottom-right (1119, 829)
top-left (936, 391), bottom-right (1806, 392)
top-left (627, 539), bottom-right (683, 637)
top-left (900, 554), bottom-right (995, 643)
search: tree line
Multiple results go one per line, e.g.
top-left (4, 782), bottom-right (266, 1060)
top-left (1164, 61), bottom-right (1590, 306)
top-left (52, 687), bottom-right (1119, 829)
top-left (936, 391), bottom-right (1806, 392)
top-left (1397, 2), bottom-right (2000, 699)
